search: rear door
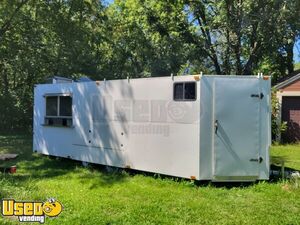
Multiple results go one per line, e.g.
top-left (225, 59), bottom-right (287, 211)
top-left (213, 78), bottom-right (261, 181)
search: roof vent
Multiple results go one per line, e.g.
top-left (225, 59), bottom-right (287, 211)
top-left (76, 77), bottom-right (93, 82)
top-left (45, 76), bottom-right (73, 84)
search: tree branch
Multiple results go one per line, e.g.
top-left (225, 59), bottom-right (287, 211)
top-left (243, 41), bottom-right (261, 74)
top-left (0, 0), bottom-right (30, 39)
top-left (194, 4), bottom-right (222, 74)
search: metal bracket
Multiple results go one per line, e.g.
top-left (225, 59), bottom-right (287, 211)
top-left (251, 93), bottom-right (264, 99)
top-left (250, 157), bottom-right (263, 163)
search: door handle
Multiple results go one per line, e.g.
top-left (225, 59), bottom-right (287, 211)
top-left (214, 120), bottom-right (218, 134)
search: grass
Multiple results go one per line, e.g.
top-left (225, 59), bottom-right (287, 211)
top-left (0, 135), bottom-right (300, 225)
top-left (271, 144), bottom-right (300, 171)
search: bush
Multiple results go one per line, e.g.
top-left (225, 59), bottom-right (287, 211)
top-left (271, 89), bottom-right (287, 141)
top-left (0, 93), bottom-right (32, 133)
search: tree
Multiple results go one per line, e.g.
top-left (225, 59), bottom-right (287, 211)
top-left (0, 0), bottom-right (299, 131)
top-left (108, 0), bottom-right (300, 76)
top-left (0, 0), bottom-right (108, 131)
top-left (104, 0), bottom-right (192, 77)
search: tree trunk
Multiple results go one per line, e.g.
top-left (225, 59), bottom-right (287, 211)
top-left (212, 56), bottom-right (222, 74)
top-left (286, 42), bottom-right (294, 74)
top-left (224, 28), bottom-right (231, 74)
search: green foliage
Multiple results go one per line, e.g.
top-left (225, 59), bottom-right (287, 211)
top-left (0, 0), bottom-right (299, 131)
top-left (271, 89), bottom-right (287, 141)
top-left (0, 0), bottom-right (107, 132)
top-left (104, 0), bottom-right (191, 77)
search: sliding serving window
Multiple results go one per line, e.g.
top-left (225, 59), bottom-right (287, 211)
top-left (44, 94), bottom-right (72, 127)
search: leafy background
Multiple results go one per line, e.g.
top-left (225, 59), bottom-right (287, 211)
top-left (0, 0), bottom-right (299, 132)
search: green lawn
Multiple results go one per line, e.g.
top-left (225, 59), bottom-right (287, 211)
top-left (271, 144), bottom-right (300, 171)
top-left (0, 135), bottom-right (300, 225)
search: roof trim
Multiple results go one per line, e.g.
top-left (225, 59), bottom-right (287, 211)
top-left (274, 72), bottom-right (300, 89)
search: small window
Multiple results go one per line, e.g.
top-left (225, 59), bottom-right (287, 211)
top-left (173, 82), bottom-right (196, 101)
top-left (46, 96), bottom-right (58, 116)
top-left (174, 83), bottom-right (184, 100)
top-left (60, 96), bottom-right (72, 116)
top-left (45, 95), bottom-right (72, 127)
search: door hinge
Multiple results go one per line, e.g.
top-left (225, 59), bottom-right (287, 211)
top-left (251, 93), bottom-right (264, 99)
top-left (250, 157), bottom-right (263, 163)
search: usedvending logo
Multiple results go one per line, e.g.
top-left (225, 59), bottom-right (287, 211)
top-left (1, 198), bottom-right (63, 223)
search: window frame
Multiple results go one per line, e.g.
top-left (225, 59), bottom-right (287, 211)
top-left (43, 93), bottom-right (73, 127)
top-left (173, 81), bottom-right (197, 101)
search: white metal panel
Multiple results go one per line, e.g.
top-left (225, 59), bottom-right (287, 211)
top-left (118, 77), bottom-right (200, 179)
top-left (34, 76), bottom-right (200, 179)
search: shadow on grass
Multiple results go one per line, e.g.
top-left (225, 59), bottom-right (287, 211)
top-left (78, 165), bottom-right (129, 189)
top-left (1, 135), bottom-right (258, 189)
top-left (2, 135), bottom-right (299, 190)
top-left (271, 156), bottom-right (289, 165)
top-left (117, 168), bottom-right (257, 189)
top-left (0, 135), bottom-right (35, 167)
top-left (0, 135), bottom-right (128, 188)
top-left (118, 165), bottom-right (299, 189)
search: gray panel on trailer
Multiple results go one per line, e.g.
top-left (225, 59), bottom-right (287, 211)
top-left (212, 78), bottom-right (261, 180)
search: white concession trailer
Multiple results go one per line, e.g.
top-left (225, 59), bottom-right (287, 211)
top-left (33, 75), bottom-right (271, 181)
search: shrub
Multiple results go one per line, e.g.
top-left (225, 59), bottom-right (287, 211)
top-left (271, 89), bottom-right (287, 141)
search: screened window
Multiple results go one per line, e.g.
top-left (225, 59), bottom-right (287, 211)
top-left (45, 95), bottom-right (72, 127)
top-left (173, 82), bottom-right (196, 101)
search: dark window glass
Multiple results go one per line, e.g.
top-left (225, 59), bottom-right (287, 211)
top-left (44, 118), bottom-right (72, 127)
top-left (174, 82), bottom-right (196, 101)
top-left (45, 95), bottom-right (72, 127)
top-left (60, 96), bottom-right (72, 116)
top-left (174, 83), bottom-right (184, 100)
top-left (46, 96), bottom-right (58, 116)
top-left (184, 82), bottom-right (196, 100)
